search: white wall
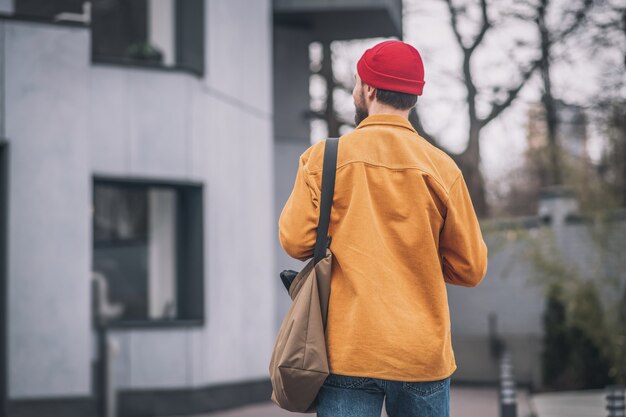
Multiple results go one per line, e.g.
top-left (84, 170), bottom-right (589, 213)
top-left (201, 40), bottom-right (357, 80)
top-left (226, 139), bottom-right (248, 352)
top-left (205, 0), bottom-right (272, 115)
top-left (202, 93), bottom-right (275, 383)
top-left (4, 21), bottom-right (92, 398)
top-left (4, 0), bottom-right (275, 398)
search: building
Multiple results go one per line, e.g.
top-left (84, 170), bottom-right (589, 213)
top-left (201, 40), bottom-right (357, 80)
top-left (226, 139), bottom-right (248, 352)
top-left (0, 0), bottom-right (402, 416)
top-left (527, 100), bottom-right (589, 161)
top-left (6, 1), bottom-right (622, 415)
top-left (449, 186), bottom-right (626, 389)
top-left (526, 99), bottom-right (592, 191)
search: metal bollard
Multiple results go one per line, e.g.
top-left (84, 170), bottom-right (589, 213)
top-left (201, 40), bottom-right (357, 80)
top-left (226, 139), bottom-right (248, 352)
top-left (499, 350), bottom-right (517, 417)
top-left (607, 385), bottom-right (625, 417)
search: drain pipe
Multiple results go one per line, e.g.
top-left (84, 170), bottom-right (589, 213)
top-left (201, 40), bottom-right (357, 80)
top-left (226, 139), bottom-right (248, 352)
top-left (105, 335), bottom-right (120, 417)
top-left (92, 271), bottom-right (124, 417)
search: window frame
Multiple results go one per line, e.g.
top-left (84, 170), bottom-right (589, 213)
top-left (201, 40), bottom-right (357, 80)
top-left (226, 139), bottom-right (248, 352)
top-left (92, 175), bottom-right (205, 329)
top-left (89, 0), bottom-right (205, 78)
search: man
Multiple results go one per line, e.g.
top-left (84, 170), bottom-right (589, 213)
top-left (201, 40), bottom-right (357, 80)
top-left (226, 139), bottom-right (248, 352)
top-left (278, 40), bottom-right (488, 417)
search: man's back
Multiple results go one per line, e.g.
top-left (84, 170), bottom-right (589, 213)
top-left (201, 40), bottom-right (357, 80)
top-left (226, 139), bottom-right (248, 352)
top-left (278, 113), bottom-right (488, 382)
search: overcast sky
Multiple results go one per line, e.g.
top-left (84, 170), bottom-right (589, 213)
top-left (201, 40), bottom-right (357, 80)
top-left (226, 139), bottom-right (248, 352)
top-left (310, 0), bottom-right (623, 187)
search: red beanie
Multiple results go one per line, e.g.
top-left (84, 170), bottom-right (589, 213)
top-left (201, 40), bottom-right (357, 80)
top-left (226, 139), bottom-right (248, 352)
top-left (357, 40), bottom-right (425, 96)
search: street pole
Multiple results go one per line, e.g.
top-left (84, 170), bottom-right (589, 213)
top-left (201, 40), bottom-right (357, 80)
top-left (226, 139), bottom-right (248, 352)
top-left (606, 385), bottom-right (625, 417)
top-left (499, 349), bottom-right (517, 417)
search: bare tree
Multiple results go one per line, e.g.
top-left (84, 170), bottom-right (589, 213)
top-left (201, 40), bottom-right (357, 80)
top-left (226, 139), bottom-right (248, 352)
top-left (410, 0), bottom-right (541, 218)
top-left (586, 0), bottom-right (626, 206)
top-left (596, 102), bottom-right (626, 207)
top-left (533, 0), bottom-right (594, 187)
top-left (308, 41), bottom-right (358, 139)
top-left (409, 0), bottom-right (599, 218)
top-left (310, 0), bottom-right (610, 217)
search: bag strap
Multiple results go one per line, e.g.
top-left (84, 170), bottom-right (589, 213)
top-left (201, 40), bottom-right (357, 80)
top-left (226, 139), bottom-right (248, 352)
top-left (313, 137), bottom-right (339, 265)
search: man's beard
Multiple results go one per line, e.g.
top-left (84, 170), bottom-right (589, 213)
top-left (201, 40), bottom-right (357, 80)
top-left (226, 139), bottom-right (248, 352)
top-left (354, 91), bottom-right (368, 125)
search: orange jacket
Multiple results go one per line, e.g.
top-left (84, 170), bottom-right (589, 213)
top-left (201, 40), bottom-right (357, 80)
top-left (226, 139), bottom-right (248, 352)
top-left (278, 113), bottom-right (488, 381)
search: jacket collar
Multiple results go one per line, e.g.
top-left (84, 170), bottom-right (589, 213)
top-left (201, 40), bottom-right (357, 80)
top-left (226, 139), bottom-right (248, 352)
top-left (355, 113), bottom-right (417, 134)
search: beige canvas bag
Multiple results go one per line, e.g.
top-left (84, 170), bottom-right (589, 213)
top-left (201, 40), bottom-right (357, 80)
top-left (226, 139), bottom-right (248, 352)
top-left (269, 137), bottom-right (340, 413)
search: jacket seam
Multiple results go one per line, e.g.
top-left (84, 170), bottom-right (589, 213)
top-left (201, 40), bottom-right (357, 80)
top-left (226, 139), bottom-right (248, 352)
top-left (444, 172), bottom-right (462, 207)
top-left (327, 365), bottom-right (457, 382)
top-left (302, 163), bottom-right (321, 203)
top-left (356, 123), bottom-right (417, 134)
top-left (309, 160), bottom-right (450, 197)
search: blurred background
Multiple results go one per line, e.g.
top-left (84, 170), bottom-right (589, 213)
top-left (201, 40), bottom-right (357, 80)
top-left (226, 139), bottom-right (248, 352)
top-left (0, 0), bottom-right (624, 416)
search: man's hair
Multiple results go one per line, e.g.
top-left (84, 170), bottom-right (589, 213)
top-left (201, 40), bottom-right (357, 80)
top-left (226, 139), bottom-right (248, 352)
top-left (375, 88), bottom-right (418, 110)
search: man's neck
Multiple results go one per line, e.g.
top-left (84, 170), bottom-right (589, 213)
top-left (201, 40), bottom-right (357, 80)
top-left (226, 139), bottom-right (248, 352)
top-left (368, 102), bottom-right (410, 119)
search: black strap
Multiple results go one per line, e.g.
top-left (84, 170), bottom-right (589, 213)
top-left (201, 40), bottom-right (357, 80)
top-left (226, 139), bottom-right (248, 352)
top-left (313, 138), bottom-right (339, 265)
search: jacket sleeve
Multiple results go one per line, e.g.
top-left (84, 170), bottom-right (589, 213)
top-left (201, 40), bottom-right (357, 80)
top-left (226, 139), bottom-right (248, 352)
top-left (439, 172), bottom-right (488, 287)
top-left (278, 149), bottom-right (320, 262)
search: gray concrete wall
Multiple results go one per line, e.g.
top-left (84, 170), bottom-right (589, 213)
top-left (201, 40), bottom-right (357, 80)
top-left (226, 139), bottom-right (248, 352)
top-left (445, 228), bottom-right (547, 387)
top-left (272, 25), bottom-right (316, 332)
top-left (0, 0), bottom-right (12, 14)
top-left (448, 209), bottom-right (626, 388)
top-left (447, 234), bottom-right (546, 337)
top-left (3, 0), bottom-right (275, 399)
top-left (451, 333), bottom-right (543, 388)
top-left (273, 26), bottom-right (313, 144)
top-left (273, 141), bottom-right (310, 330)
top-left (0, 20), bottom-right (5, 137)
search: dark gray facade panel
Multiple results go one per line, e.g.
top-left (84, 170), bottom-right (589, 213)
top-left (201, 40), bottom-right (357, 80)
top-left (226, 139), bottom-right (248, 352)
top-left (273, 0), bottom-right (403, 41)
top-left (117, 379), bottom-right (272, 417)
top-left (8, 397), bottom-right (97, 417)
top-left (0, 141), bottom-right (8, 417)
top-left (8, 379), bottom-right (272, 417)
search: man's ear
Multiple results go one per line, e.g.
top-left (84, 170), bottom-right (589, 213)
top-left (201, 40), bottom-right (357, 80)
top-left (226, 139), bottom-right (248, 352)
top-left (365, 83), bottom-right (376, 100)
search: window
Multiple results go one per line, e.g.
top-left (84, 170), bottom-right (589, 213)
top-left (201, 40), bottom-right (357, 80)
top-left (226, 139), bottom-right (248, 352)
top-left (92, 178), bottom-right (204, 325)
top-left (91, 0), bottom-right (205, 75)
top-left (11, 1), bottom-right (205, 75)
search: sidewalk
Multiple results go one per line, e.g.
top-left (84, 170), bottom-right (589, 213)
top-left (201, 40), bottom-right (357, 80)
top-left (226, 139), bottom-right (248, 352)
top-left (168, 386), bottom-right (533, 417)
top-left (530, 389), bottom-right (606, 417)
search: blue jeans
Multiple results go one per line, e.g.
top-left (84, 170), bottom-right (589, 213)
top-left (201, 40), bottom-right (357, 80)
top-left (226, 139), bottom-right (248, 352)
top-left (316, 373), bottom-right (451, 417)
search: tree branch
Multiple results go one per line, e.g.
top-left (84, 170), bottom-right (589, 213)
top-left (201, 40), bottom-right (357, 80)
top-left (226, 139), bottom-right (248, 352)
top-left (469, 0), bottom-right (491, 53)
top-left (443, 0), bottom-right (492, 53)
top-left (409, 108), bottom-right (457, 156)
top-left (554, 0), bottom-right (594, 43)
top-left (443, 0), bottom-right (494, 122)
top-left (480, 59), bottom-right (540, 127)
top-left (443, 0), bottom-right (468, 50)
top-left (333, 79), bottom-right (354, 95)
top-left (305, 109), bottom-right (354, 128)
